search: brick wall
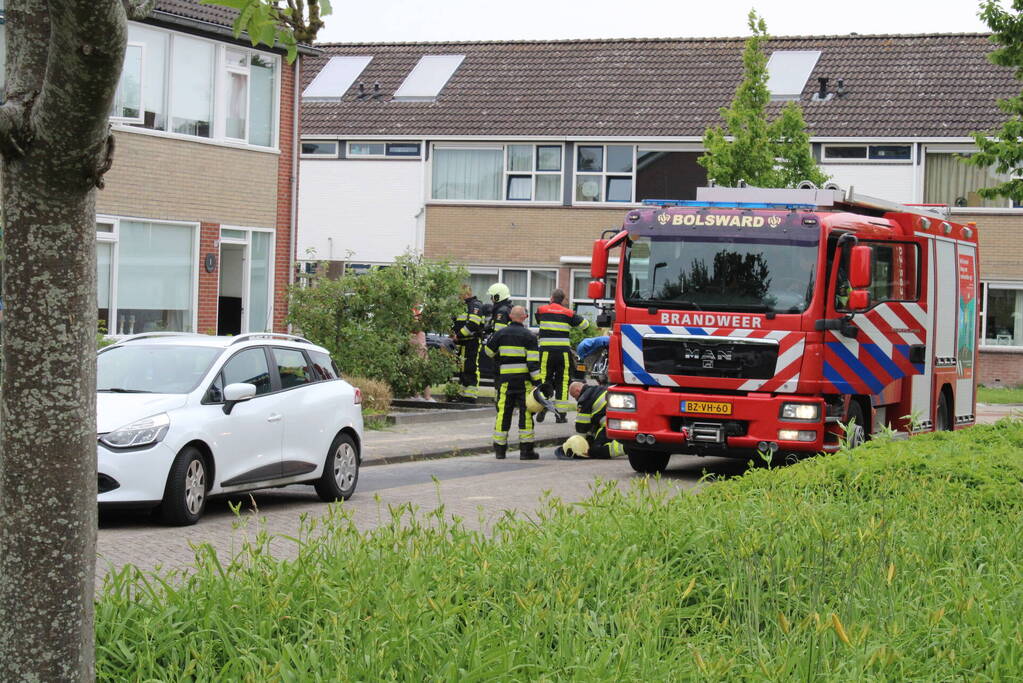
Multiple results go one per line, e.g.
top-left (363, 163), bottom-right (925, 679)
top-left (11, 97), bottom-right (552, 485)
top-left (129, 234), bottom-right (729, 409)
top-left (273, 59), bottom-right (297, 333)
top-left (98, 131), bottom-right (279, 228)
top-left (197, 222), bottom-right (220, 335)
top-left (979, 349), bottom-right (1023, 386)
top-left (424, 205), bottom-right (626, 268)
top-left (952, 211), bottom-right (1023, 281)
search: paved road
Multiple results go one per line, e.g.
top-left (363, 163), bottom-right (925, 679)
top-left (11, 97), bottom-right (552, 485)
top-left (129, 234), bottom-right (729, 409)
top-left (96, 448), bottom-right (748, 581)
top-left (96, 403), bottom-right (1017, 582)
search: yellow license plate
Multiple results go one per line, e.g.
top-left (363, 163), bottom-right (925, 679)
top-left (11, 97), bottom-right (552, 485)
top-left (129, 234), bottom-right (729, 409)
top-left (680, 400), bottom-right (732, 415)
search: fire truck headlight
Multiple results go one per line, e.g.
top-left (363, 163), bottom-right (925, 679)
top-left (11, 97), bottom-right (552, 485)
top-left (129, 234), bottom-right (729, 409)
top-left (778, 429), bottom-right (817, 442)
top-left (780, 403), bottom-right (820, 421)
top-left (608, 392), bottom-right (637, 411)
top-left (609, 419), bottom-right (639, 431)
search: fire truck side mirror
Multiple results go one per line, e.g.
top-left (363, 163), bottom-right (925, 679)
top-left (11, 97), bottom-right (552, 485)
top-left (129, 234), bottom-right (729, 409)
top-left (848, 289), bottom-right (871, 312)
top-left (591, 240), bottom-right (609, 279)
top-left (587, 280), bottom-right (605, 300)
top-left (849, 245), bottom-right (872, 289)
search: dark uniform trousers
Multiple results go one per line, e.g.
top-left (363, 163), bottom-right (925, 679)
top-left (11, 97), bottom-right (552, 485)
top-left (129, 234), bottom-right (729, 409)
top-left (575, 385), bottom-right (624, 458)
top-left (535, 302), bottom-right (589, 413)
top-left (485, 321), bottom-right (541, 446)
top-left (453, 297), bottom-right (484, 399)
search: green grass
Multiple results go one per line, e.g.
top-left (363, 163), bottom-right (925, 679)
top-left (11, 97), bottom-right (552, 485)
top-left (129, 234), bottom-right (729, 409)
top-left (978, 384), bottom-right (1023, 405)
top-left (96, 421), bottom-right (1023, 680)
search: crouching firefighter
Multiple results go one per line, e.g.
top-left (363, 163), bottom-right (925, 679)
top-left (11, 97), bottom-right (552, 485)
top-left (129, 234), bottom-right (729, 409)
top-left (555, 381), bottom-right (624, 460)
top-left (452, 286), bottom-right (484, 402)
top-left (485, 305), bottom-right (541, 460)
top-left (535, 289), bottom-right (590, 422)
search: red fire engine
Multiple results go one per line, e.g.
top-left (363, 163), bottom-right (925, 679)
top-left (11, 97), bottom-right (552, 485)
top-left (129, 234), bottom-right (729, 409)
top-left (587, 185), bottom-right (980, 473)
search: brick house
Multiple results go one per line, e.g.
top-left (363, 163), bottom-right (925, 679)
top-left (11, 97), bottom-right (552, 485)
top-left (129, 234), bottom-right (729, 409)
top-left (0, 0), bottom-right (311, 336)
top-left (297, 33), bottom-right (1023, 384)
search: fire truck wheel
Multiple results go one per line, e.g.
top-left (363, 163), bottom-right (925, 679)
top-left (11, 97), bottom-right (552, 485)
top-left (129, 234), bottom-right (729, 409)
top-left (626, 447), bottom-right (670, 474)
top-left (844, 401), bottom-right (867, 449)
top-left (935, 391), bottom-right (953, 431)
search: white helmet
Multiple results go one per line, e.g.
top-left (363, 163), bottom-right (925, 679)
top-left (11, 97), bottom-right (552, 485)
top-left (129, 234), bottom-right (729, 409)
top-left (486, 282), bottom-right (510, 303)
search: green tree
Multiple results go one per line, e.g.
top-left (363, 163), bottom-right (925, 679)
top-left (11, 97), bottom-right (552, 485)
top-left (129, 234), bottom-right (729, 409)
top-left (699, 10), bottom-right (828, 189)
top-left (962, 0), bottom-right (1023, 202)
top-left (288, 252), bottom-right (466, 396)
top-left (0, 1), bottom-right (327, 679)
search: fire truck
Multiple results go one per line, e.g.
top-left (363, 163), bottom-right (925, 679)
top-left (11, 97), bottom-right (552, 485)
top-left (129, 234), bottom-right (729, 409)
top-left (587, 185), bottom-right (980, 473)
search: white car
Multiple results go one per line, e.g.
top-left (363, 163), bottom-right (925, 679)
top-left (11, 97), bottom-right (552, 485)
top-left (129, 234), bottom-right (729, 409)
top-left (96, 332), bottom-right (363, 525)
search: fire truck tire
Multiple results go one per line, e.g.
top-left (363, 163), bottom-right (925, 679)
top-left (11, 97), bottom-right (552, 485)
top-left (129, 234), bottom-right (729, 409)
top-left (935, 390), bottom-right (953, 431)
top-left (844, 400), bottom-right (867, 449)
top-left (626, 447), bottom-right (670, 474)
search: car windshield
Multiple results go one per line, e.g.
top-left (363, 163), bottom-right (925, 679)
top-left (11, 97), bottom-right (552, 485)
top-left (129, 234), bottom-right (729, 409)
top-left (97, 345), bottom-right (222, 394)
top-left (623, 234), bottom-right (819, 313)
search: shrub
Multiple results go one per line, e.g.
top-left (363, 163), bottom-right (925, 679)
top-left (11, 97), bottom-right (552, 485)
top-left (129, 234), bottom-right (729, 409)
top-left (96, 421), bottom-right (1023, 679)
top-left (345, 375), bottom-right (392, 415)
top-left (288, 251), bottom-right (466, 397)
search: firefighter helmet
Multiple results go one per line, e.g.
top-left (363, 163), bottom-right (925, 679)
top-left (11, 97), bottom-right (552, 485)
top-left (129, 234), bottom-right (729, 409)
top-left (563, 434), bottom-right (590, 458)
top-left (526, 385), bottom-right (557, 414)
top-left (486, 282), bottom-right (510, 303)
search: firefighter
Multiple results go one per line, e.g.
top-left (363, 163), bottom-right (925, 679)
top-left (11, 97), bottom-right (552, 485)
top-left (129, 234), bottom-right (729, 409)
top-left (534, 288), bottom-right (590, 422)
top-left (484, 305), bottom-right (541, 460)
top-left (451, 285), bottom-right (484, 402)
top-left (486, 282), bottom-right (513, 335)
top-left (555, 381), bottom-right (624, 459)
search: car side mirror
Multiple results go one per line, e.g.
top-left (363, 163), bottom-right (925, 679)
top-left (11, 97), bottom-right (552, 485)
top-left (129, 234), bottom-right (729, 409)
top-left (587, 279), bottom-right (605, 300)
top-left (848, 289), bottom-right (871, 313)
top-left (223, 382), bottom-right (257, 415)
top-left (849, 245), bottom-right (872, 290)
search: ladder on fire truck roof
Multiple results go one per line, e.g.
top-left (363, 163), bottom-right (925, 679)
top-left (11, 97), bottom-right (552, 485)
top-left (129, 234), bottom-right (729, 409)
top-left (650, 185), bottom-right (948, 219)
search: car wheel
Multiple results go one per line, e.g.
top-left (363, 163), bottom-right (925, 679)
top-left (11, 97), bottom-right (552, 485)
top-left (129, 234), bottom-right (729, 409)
top-left (626, 446), bottom-right (670, 474)
top-left (844, 400), bottom-right (867, 449)
top-left (935, 391), bottom-right (953, 432)
top-left (159, 447), bottom-right (207, 526)
top-left (315, 432), bottom-right (360, 502)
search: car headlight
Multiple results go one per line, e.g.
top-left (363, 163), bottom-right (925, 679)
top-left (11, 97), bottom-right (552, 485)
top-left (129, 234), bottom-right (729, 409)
top-left (780, 403), bottom-right (820, 421)
top-left (100, 413), bottom-right (170, 449)
top-left (608, 392), bottom-right (637, 411)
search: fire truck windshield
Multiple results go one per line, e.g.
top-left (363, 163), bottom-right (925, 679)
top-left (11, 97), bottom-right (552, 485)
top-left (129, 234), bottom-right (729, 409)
top-left (623, 234), bottom-right (819, 313)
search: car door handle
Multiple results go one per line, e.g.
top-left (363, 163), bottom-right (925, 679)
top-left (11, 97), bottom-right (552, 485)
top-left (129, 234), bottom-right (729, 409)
top-left (267, 413), bottom-right (283, 422)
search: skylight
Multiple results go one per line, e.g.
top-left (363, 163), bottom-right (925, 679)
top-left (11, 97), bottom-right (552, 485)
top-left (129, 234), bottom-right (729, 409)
top-left (393, 55), bottom-right (465, 101)
top-left (766, 50), bottom-right (821, 101)
top-left (303, 56), bottom-right (372, 101)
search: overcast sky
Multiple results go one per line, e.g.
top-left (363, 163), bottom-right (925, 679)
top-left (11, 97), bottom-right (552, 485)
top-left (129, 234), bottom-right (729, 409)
top-left (316, 0), bottom-right (993, 44)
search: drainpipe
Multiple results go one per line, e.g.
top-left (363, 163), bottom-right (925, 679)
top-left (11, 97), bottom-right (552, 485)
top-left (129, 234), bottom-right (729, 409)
top-left (288, 57), bottom-right (300, 332)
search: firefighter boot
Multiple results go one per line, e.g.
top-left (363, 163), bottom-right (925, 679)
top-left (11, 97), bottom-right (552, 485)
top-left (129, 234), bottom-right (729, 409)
top-left (494, 443), bottom-right (507, 460)
top-left (519, 442), bottom-right (538, 460)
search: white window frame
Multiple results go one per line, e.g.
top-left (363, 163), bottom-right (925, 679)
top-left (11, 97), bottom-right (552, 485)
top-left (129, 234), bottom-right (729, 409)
top-left (430, 142), bottom-right (565, 204)
top-left (95, 214), bottom-right (201, 335)
top-left (300, 139), bottom-right (339, 158)
top-left (980, 281), bottom-right (1023, 350)
top-left (468, 266), bottom-right (558, 324)
top-left (504, 144), bottom-right (563, 203)
top-left (921, 145), bottom-right (1021, 210)
top-left (220, 225), bottom-right (277, 334)
top-left (347, 141), bottom-right (423, 159)
top-left (110, 41), bottom-right (145, 124)
top-left (821, 144), bottom-right (912, 164)
top-left (111, 21), bottom-right (281, 152)
top-left (218, 47), bottom-right (251, 142)
top-left (573, 144), bottom-right (636, 205)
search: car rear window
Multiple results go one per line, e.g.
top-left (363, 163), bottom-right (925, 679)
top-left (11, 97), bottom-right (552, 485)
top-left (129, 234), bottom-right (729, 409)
top-left (308, 350), bottom-right (339, 381)
top-left (273, 347), bottom-right (314, 389)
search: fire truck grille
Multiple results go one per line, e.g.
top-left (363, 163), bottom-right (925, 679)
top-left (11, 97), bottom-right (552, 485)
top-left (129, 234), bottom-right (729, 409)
top-left (642, 337), bottom-right (778, 379)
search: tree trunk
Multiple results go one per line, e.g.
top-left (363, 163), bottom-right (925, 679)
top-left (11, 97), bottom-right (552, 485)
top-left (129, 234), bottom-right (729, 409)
top-left (0, 1), bottom-right (127, 679)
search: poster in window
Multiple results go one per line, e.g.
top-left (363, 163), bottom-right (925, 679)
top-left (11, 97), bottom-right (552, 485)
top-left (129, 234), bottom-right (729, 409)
top-left (957, 253), bottom-right (976, 379)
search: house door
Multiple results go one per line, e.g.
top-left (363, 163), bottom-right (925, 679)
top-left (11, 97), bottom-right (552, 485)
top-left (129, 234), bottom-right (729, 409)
top-left (218, 242), bottom-right (246, 336)
top-left (218, 227), bottom-right (274, 335)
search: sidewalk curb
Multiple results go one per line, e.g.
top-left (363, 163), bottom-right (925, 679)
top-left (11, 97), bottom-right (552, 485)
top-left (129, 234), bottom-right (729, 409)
top-left (363, 436), bottom-right (564, 467)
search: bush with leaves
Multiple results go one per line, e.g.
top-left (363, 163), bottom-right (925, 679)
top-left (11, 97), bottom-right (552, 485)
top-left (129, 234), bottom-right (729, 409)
top-left (288, 252), bottom-right (466, 397)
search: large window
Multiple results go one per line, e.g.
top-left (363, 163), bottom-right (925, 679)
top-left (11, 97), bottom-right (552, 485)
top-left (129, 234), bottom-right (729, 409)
top-left (822, 144), bottom-right (912, 162)
top-left (116, 22), bottom-right (279, 148)
top-left (924, 152), bottom-right (1012, 208)
top-left (572, 268), bottom-right (618, 325)
top-left (431, 144), bottom-right (564, 202)
top-left (983, 285), bottom-right (1023, 347)
top-left (96, 218), bottom-right (198, 334)
top-left (575, 144), bottom-right (634, 203)
top-left (467, 268), bottom-right (557, 322)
